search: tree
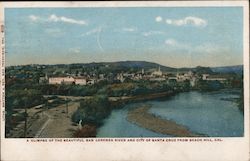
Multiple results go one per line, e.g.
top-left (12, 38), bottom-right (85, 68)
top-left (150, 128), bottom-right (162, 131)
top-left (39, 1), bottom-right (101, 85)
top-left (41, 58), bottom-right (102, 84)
top-left (72, 94), bottom-right (111, 127)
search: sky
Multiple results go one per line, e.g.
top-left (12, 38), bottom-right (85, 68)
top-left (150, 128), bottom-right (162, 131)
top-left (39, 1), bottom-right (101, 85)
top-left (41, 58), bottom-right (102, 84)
top-left (5, 7), bottom-right (243, 67)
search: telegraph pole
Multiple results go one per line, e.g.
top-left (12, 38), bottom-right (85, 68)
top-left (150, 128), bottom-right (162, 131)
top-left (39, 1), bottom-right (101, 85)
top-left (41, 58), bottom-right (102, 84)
top-left (65, 96), bottom-right (68, 115)
top-left (23, 88), bottom-right (29, 137)
top-left (24, 99), bottom-right (27, 137)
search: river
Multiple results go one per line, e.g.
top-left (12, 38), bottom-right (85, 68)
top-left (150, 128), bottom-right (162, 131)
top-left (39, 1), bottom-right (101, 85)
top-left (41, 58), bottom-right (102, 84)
top-left (97, 89), bottom-right (244, 137)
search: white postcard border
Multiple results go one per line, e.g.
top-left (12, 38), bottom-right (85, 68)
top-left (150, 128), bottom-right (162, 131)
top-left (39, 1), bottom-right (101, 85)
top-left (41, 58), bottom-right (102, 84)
top-left (0, 1), bottom-right (249, 161)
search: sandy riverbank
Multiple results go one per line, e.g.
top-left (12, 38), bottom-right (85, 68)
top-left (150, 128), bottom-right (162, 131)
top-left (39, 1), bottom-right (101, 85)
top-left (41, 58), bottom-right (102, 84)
top-left (127, 105), bottom-right (201, 137)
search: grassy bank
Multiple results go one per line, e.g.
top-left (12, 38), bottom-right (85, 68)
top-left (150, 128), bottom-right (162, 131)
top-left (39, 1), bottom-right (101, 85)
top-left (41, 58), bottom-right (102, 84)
top-left (110, 91), bottom-right (175, 108)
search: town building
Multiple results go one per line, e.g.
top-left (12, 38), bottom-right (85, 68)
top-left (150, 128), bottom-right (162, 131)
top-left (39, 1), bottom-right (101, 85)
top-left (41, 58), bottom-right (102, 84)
top-left (176, 71), bottom-right (193, 82)
top-left (116, 74), bottom-right (125, 82)
top-left (48, 76), bottom-right (87, 85)
top-left (149, 77), bottom-right (166, 81)
top-left (202, 74), bottom-right (210, 80)
top-left (151, 66), bottom-right (163, 76)
top-left (190, 77), bottom-right (196, 87)
top-left (49, 76), bottom-right (74, 85)
top-left (87, 79), bottom-right (96, 85)
top-left (39, 74), bottom-right (48, 84)
top-left (202, 74), bottom-right (227, 82)
top-left (74, 77), bottom-right (87, 85)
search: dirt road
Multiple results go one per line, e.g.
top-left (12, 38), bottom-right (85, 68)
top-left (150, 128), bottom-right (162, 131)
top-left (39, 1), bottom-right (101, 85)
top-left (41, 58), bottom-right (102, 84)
top-left (35, 101), bottom-right (80, 138)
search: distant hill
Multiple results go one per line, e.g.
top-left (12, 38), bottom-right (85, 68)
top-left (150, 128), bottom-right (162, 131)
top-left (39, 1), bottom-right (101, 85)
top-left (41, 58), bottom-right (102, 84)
top-left (211, 65), bottom-right (243, 74)
top-left (71, 61), bottom-right (227, 74)
top-left (9, 61), bottom-right (243, 75)
top-left (64, 61), bottom-right (178, 72)
top-left (103, 61), bottom-right (177, 72)
top-left (192, 66), bottom-right (214, 74)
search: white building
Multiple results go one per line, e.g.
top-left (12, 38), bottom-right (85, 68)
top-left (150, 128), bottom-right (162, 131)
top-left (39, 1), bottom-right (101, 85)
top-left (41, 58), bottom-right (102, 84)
top-left (149, 77), bottom-right (166, 81)
top-left (202, 74), bottom-right (210, 80)
top-left (190, 77), bottom-right (196, 87)
top-left (123, 73), bottom-right (135, 78)
top-left (202, 74), bottom-right (227, 82)
top-left (116, 74), bottom-right (125, 82)
top-left (206, 78), bottom-right (227, 81)
top-left (87, 79), bottom-right (96, 85)
top-left (39, 74), bottom-right (48, 84)
top-left (141, 68), bottom-right (144, 75)
top-left (176, 71), bottom-right (194, 82)
top-left (75, 77), bottom-right (87, 85)
top-left (133, 73), bottom-right (143, 80)
top-left (151, 66), bottom-right (163, 76)
top-left (48, 76), bottom-right (87, 85)
top-left (49, 77), bottom-right (73, 84)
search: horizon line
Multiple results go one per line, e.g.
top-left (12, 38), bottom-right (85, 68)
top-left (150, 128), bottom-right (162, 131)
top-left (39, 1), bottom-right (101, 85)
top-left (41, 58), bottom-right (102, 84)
top-left (5, 60), bottom-right (244, 69)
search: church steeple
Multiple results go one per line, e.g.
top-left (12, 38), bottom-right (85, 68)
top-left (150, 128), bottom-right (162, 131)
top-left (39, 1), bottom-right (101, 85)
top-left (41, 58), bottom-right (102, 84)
top-left (142, 68), bottom-right (144, 74)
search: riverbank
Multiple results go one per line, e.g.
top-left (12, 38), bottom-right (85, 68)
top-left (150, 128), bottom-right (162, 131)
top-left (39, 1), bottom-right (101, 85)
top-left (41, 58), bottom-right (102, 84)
top-left (71, 89), bottom-right (242, 137)
top-left (127, 104), bottom-right (202, 137)
top-left (110, 91), bottom-right (175, 108)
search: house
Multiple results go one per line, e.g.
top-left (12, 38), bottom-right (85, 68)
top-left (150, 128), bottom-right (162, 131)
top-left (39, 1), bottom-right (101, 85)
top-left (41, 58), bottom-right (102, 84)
top-left (87, 79), bottom-right (96, 85)
top-left (39, 74), bottom-right (48, 84)
top-left (176, 71), bottom-right (194, 82)
top-left (149, 77), bottom-right (166, 81)
top-left (49, 76), bottom-right (75, 85)
top-left (168, 76), bottom-right (177, 80)
top-left (190, 77), bottom-right (196, 87)
top-left (202, 74), bottom-right (210, 80)
top-left (202, 74), bottom-right (227, 82)
top-left (48, 76), bottom-right (87, 85)
top-left (167, 77), bottom-right (177, 84)
top-left (123, 73), bottom-right (135, 78)
top-left (133, 73), bottom-right (143, 80)
top-left (75, 77), bottom-right (87, 85)
top-left (116, 74), bottom-right (125, 82)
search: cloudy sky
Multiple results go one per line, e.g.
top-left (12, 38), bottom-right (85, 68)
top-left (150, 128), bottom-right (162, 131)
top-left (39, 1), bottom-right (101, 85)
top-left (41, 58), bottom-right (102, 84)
top-left (5, 7), bottom-right (243, 67)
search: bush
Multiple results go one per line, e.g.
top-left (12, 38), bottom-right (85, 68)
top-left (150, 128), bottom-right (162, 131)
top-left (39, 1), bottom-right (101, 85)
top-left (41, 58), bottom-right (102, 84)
top-left (73, 124), bottom-right (97, 137)
top-left (72, 94), bottom-right (111, 126)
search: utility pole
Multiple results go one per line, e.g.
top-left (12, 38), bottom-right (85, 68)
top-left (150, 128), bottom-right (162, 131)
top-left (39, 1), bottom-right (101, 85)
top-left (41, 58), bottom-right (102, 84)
top-left (44, 99), bottom-right (48, 116)
top-left (65, 96), bottom-right (68, 115)
top-left (23, 88), bottom-right (29, 137)
top-left (24, 99), bottom-right (27, 137)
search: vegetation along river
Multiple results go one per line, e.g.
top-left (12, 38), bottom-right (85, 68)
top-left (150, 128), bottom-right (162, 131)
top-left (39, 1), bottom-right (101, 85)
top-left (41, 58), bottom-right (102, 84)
top-left (97, 89), bottom-right (244, 137)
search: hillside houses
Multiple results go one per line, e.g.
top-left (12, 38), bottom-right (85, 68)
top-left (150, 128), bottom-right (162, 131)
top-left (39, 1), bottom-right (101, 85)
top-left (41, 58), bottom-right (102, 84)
top-left (38, 65), bottom-right (230, 88)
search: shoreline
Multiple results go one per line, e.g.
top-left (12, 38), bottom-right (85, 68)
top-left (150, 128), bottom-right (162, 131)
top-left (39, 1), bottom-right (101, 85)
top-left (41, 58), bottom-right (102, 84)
top-left (126, 104), bottom-right (203, 137)
top-left (110, 90), bottom-right (176, 108)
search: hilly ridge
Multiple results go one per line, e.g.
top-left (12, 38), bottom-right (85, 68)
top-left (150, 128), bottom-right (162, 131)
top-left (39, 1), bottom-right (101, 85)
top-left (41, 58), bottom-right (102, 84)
top-left (10, 61), bottom-right (243, 75)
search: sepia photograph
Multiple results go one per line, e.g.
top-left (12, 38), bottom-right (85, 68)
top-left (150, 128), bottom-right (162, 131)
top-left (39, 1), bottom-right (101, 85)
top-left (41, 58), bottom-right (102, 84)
top-left (1, 1), bottom-right (249, 161)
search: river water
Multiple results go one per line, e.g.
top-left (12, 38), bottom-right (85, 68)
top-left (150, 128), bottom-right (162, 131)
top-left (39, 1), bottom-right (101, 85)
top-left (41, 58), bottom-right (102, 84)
top-left (97, 90), bottom-right (244, 137)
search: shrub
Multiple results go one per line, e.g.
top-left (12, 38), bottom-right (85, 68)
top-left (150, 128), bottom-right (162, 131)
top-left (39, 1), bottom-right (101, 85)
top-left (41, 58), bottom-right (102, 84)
top-left (71, 94), bottom-right (111, 126)
top-left (73, 124), bottom-right (97, 137)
